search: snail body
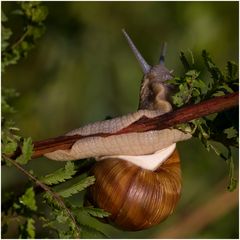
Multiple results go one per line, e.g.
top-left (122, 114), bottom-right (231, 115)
top-left (44, 30), bottom-right (191, 231)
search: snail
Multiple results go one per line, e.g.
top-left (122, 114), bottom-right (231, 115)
top-left (45, 30), bottom-right (191, 231)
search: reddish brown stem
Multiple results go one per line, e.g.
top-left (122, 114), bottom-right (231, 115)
top-left (31, 92), bottom-right (239, 159)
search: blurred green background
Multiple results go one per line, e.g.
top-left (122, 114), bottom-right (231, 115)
top-left (2, 1), bottom-right (239, 238)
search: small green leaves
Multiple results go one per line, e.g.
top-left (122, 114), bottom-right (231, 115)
top-left (16, 138), bottom-right (33, 165)
top-left (56, 211), bottom-right (69, 223)
top-left (21, 2), bottom-right (48, 22)
top-left (76, 206), bottom-right (110, 218)
top-left (58, 176), bottom-right (95, 198)
top-left (227, 154), bottom-right (237, 192)
top-left (179, 50), bottom-right (195, 71)
top-left (19, 218), bottom-right (36, 239)
top-left (202, 50), bottom-right (224, 82)
top-left (2, 141), bottom-right (17, 155)
top-left (19, 187), bottom-right (37, 211)
top-left (1, 26), bottom-right (12, 51)
top-left (40, 162), bottom-right (77, 185)
top-left (171, 69), bottom-right (208, 107)
top-left (26, 218), bottom-right (36, 238)
top-left (180, 51), bottom-right (191, 71)
top-left (224, 127), bottom-right (238, 140)
top-left (170, 50), bottom-right (238, 191)
top-left (80, 224), bottom-right (109, 238)
top-left (226, 61), bottom-right (238, 82)
top-left (1, 11), bottom-right (12, 51)
top-left (2, 88), bottom-right (19, 117)
top-left (1, 2), bottom-right (48, 72)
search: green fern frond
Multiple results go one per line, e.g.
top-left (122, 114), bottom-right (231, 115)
top-left (58, 176), bottom-right (95, 198)
top-left (40, 162), bottom-right (76, 185)
top-left (75, 206), bottom-right (110, 218)
top-left (19, 218), bottom-right (36, 238)
top-left (19, 187), bottom-right (37, 211)
top-left (16, 138), bottom-right (33, 165)
top-left (43, 192), bottom-right (62, 209)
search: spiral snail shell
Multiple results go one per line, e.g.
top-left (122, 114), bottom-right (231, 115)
top-left (44, 30), bottom-right (191, 231)
top-left (88, 149), bottom-right (181, 231)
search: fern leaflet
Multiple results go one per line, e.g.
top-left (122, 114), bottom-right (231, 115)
top-left (40, 162), bottom-right (76, 185)
top-left (74, 206), bottom-right (110, 218)
top-left (58, 176), bottom-right (95, 198)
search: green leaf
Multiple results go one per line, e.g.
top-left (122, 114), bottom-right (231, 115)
top-left (58, 176), bottom-right (95, 198)
top-left (80, 224), bottom-right (109, 238)
top-left (19, 218), bottom-right (36, 239)
top-left (186, 70), bottom-right (199, 78)
top-left (1, 26), bottom-right (12, 51)
top-left (212, 91), bottom-right (226, 97)
top-left (43, 192), bottom-right (61, 209)
top-left (217, 83), bottom-right (233, 93)
top-left (16, 137), bottom-right (33, 165)
top-left (226, 61), bottom-right (238, 81)
top-left (180, 51), bottom-right (190, 71)
top-left (28, 25), bottom-right (46, 40)
top-left (56, 211), bottom-right (69, 223)
top-left (226, 152), bottom-right (237, 192)
top-left (1, 11), bottom-right (12, 51)
top-left (202, 50), bottom-right (224, 82)
top-left (13, 202), bottom-right (21, 209)
top-left (2, 141), bottom-right (17, 155)
top-left (19, 187), bottom-right (37, 211)
top-left (192, 79), bottom-right (208, 93)
top-left (206, 144), bottom-right (237, 192)
top-left (1, 11), bottom-right (8, 22)
top-left (76, 206), bottom-right (110, 218)
top-left (26, 218), bottom-right (35, 238)
top-left (40, 162), bottom-right (76, 185)
top-left (224, 127), bottom-right (238, 139)
top-left (21, 2), bottom-right (48, 22)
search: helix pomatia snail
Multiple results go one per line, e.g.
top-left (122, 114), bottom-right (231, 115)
top-left (45, 30), bottom-right (191, 231)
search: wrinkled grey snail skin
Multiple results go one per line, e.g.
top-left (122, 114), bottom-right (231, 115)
top-left (45, 31), bottom-right (191, 162)
top-left (45, 29), bottom-right (192, 231)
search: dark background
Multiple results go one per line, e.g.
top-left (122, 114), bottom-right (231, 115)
top-left (2, 2), bottom-right (239, 238)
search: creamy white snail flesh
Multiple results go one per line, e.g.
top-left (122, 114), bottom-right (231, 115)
top-left (98, 143), bottom-right (176, 171)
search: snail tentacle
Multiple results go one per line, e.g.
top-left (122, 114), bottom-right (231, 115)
top-left (159, 42), bottom-right (167, 65)
top-left (122, 29), bottom-right (151, 74)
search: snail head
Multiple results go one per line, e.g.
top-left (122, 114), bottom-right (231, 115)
top-left (122, 29), bottom-right (172, 82)
top-left (122, 29), bottom-right (173, 110)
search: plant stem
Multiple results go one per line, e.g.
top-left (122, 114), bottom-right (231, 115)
top-left (3, 155), bottom-right (81, 238)
top-left (6, 92), bottom-right (238, 160)
top-left (11, 28), bottom-right (30, 50)
top-left (30, 92), bottom-right (238, 158)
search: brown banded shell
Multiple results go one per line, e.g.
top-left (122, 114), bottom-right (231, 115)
top-left (87, 149), bottom-right (181, 231)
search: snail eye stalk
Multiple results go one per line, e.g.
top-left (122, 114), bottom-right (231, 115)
top-left (159, 42), bottom-right (167, 65)
top-left (122, 29), bottom-right (151, 74)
